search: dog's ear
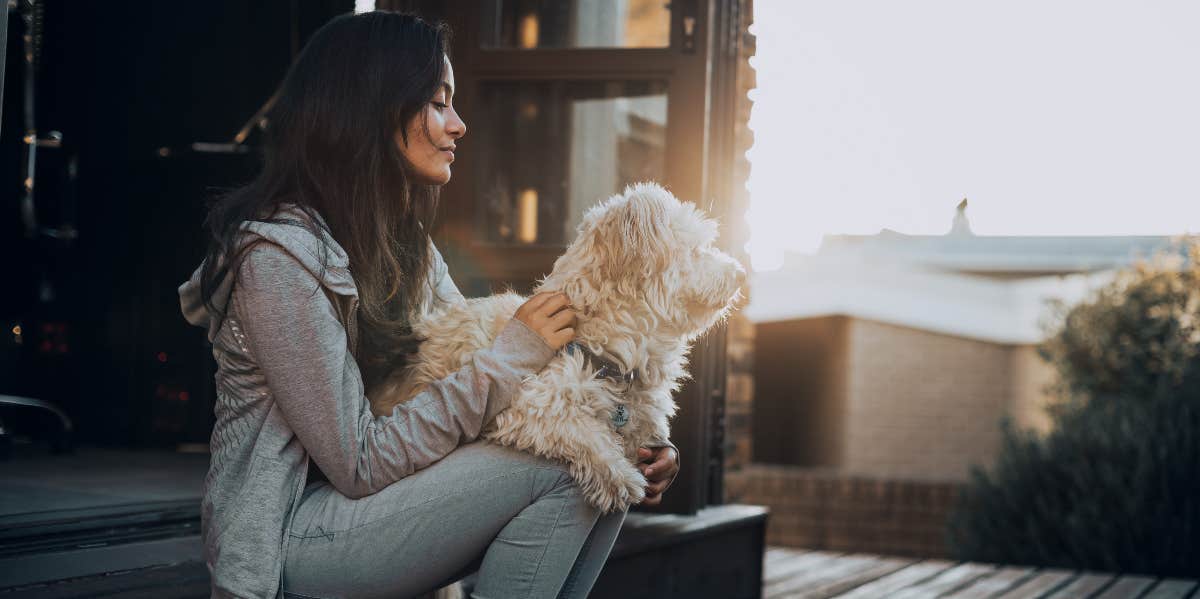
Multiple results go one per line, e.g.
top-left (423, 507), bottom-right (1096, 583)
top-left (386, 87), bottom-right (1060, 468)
top-left (607, 182), bottom-right (677, 274)
top-left (542, 182), bottom-right (682, 311)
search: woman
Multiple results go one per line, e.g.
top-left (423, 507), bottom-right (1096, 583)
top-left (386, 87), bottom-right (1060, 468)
top-left (177, 11), bottom-right (679, 599)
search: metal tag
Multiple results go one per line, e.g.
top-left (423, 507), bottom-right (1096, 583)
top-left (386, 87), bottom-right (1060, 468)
top-left (611, 404), bottom-right (630, 428)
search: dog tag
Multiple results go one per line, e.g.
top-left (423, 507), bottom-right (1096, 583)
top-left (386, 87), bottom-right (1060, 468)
top-left (611, 404), bottom-right (629, 428)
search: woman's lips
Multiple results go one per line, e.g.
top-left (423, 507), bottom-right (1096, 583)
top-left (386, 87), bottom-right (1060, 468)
top-left (441, 149), bottom-right (455, 161)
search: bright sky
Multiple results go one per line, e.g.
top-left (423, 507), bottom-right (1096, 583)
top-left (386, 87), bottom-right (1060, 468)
top-left (745, 0), bottom-right (1200, 270)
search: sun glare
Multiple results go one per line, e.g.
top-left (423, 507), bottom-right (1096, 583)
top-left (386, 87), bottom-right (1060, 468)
top-left (743, 0), bottom-right (1200, 273)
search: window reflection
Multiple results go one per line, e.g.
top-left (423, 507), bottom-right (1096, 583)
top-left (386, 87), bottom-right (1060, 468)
top-left (482, 0), bottom-right (672, 49)
top-left (476, 80), bottom-right (668, 245)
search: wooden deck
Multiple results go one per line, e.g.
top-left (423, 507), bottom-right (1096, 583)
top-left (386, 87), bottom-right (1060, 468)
top-left (763, 547), bottom-right (1198, 599)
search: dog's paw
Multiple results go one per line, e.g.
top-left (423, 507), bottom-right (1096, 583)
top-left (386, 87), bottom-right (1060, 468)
top-left (620, 465), bottom-right (648, 505)
top-left (609, 464), bottom-right (648, 511)
top-left (619, 483), bottom-right (646, 511)
top-left (581, 463), bottom-right (647, 513)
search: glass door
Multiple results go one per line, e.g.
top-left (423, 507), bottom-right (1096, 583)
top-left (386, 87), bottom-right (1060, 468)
top-left (428, 0), bottom-right (736, 514)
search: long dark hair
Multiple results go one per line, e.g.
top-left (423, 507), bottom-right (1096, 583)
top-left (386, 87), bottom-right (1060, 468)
top-left (197, 11), bottom-right (451, 390)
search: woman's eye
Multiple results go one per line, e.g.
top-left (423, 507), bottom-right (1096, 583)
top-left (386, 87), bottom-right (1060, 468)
top-left (431, 101), bottom-right (448, 111)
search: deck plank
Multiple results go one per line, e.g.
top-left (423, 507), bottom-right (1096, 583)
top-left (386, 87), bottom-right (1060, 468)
top-left (766, 547), bottom-right (808, 567)
top-left (1142, 579), bottom-right (1200, 599)
top-left (787, 557), bottom-right (918, 599)
top-left (764, 549), bottom-right (814, 573)
top-left (766, 553), bottom-right (879, 598)
top-left (952, 566), bottom-right (1038, 599)
top-left (994, 569), bottom-right (1075, 599)
top-left (1094, 576), bottom-right (1157, 598)
top-left (1045, 573), bottom-right (1116, 598)
top-left (831, 560), bottom-right (956, 599)
top-left (763, 551), bottom-right (840, 590)
top-left (764, 548), bottom-right (811, 577)
top-left (766, 553), bottom-right (910, 599)
top-left (888, 562), bottom-right (998, 599)
top-left (761, 548), bottom-right (1198, 599)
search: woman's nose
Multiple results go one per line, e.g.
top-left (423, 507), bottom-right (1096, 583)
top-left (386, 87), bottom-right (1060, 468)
top-left (448, 109), bottom-right (467, 139)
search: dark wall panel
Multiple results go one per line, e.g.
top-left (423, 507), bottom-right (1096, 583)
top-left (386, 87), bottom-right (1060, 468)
top-left (1, 0), bottom-right (351, 447)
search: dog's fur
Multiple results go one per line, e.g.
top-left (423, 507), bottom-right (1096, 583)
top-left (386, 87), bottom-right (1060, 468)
top-left (370, 182), bottom-right (745, 514)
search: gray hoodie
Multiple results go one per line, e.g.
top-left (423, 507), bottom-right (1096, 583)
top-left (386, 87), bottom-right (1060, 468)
top-left (177, 204), bottom-right (560, 598)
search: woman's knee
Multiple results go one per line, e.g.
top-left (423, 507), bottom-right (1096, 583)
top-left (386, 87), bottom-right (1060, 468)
top-left (459, 440), bottom-right (573, 480)
top-left (464, 441), bottom-right (586, 505)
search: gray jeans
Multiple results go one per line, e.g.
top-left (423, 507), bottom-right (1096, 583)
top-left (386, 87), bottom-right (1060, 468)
top-left (281, 440), bottom-right (627, 599)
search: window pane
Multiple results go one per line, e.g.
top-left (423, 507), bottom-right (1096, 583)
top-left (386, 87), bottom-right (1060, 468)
top-left (481, 0), bottom-right (671, 49)
top-left (475, 80), bottom-right (668, 245)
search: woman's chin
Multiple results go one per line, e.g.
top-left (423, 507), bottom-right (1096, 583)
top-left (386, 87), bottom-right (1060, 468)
top-left (416, 169), bottom-right (452, 186)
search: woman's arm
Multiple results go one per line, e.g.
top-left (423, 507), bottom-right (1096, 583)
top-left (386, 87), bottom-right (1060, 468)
top-left (233, 242), bottom-right (556, 499)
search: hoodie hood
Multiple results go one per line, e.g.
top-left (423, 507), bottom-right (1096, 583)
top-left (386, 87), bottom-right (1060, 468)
top-left (178, 203), bottom-right (358, 343)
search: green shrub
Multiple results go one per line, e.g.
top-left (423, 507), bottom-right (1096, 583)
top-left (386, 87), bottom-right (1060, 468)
top-left (946, 238), bottom-right (1200, 577)
top-left (1039, 240), bottom-right (1200, 410)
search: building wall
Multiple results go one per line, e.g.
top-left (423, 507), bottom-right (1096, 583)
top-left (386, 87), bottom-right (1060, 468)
top-left (751, 316), bottom-right (849, 467)
top-left (743, 316), bottom-right (1060, 481)
top-left (841, 318), bottom-right (1013, 480)
top-left (1011, 344), bottom-right (1056, 433)
top-left (729, 317), bottom-right (1062, 556)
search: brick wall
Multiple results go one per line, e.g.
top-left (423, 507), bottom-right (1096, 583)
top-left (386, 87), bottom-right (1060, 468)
top-left (842, 319), bottom-right (1014, 481)
top-left (724, 312), bottom-right (756, 472)
top-left (725, 464), bottom-right (964, 558)
top-left (722, 0), bottom-right (757, 475)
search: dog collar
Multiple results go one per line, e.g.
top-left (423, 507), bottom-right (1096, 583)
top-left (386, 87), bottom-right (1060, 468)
top-left (563, 341), bottom-right (640, 388)
top-left (564, 342), bottom-right (636, 429)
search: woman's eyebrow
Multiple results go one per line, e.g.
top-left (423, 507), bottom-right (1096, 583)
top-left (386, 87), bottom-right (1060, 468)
top-left (441, 81), bottom-right (454, 100)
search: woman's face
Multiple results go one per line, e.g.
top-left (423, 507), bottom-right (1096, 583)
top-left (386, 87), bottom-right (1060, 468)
top-left (396, 56), bottom-right (466, 185)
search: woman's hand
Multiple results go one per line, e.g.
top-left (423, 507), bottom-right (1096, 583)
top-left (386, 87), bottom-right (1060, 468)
top-left (636, 446), bottom-right (680, 506)
top-left (514, 291), bottom-right (578, 351)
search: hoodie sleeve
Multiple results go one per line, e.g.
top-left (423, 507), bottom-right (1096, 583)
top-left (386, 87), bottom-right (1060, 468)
top-left (231, 241), bottom-right (556, 499)
top-left (430, 241), bottom-right (466, 308)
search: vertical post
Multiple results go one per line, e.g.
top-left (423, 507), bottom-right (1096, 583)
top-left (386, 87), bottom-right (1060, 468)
top-left (1, 0), bottom-right (8, 137)
top-left (644, 0), bottom-right (717, 516)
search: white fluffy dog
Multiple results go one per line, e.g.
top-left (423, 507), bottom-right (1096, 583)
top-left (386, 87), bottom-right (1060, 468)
top-left (370, 181), bottom-right (745, 513)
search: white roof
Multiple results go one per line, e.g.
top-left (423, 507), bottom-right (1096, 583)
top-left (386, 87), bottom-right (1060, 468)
top-left (748, 205), bottom-right (1185, 344)
top-left (746, 252), bottom-right (1118, 345)
top-left (818, 231), bottom-right (1177, 275)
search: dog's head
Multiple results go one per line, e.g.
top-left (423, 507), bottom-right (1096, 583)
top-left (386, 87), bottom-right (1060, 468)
top-left (544, 181), bottom-right (746, 340)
